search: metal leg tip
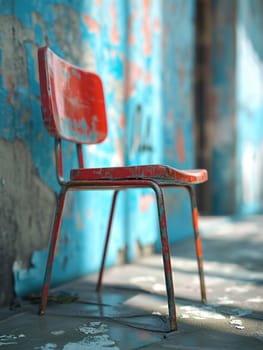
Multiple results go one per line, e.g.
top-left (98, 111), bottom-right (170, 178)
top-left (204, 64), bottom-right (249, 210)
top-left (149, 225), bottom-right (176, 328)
top-left (38, 308), bottom-right (45, 316)
top-left (169, 319), bottom-right (177, 332)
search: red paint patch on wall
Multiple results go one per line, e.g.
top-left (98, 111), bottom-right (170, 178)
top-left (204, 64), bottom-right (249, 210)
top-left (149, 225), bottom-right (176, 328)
top-left (139, 194), bottom-right (154, 213)
top-left (119, 114), bottom-right (125, 129)
top-left (83, 15), bottom-right (100, 34)
top-left (153, 18), bottom-right (161, 32)
top-left (124, 59), bottom-right (152, 98)
top-left (110, 2), bottom-right (120, 45)
top-left (175, 128), bottom-right (186, 162)
top-left (143, 0), bottom-right (151, 56)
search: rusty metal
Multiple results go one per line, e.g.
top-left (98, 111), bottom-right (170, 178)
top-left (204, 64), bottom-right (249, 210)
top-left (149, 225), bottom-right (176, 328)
top-left (186, 185), bottom-right (207, 303)
top-left (37, 46), bottom-right (208, 331)
top-left (39, 188), bottom-right (67, 315)
top-left (96, 190), bottom-right (119, 293)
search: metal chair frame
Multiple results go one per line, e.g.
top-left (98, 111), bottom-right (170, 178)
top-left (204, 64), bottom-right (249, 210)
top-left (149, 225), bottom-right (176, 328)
top-left (37, 46), bottom-right (207, 331)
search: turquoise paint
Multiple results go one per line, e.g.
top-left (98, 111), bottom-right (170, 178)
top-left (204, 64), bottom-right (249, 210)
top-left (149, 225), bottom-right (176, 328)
top-left (236, 0), bottom-right (263, 214)
top-left (159, 0), bottom-right (196, 247)
top-left (124, 0), bottom-right (163, 261)
top-left (1, 0), bottom-right (200, 298)
top-left (207, 0), bottom-right (263, 215)
top-left (0, 0), bottom-right (126, 297)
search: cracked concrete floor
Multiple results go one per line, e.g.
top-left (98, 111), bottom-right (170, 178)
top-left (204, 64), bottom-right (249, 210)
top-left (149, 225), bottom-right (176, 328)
top-left (0, 215), bottom-right (262, 349)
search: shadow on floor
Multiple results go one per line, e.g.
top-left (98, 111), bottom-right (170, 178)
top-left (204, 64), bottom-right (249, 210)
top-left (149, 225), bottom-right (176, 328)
top-left (0, 215), bottom-right (263, 349)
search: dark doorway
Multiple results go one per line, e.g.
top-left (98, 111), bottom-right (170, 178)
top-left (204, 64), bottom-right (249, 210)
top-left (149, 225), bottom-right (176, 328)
top-left (194, 0), bottom-right (212, 213)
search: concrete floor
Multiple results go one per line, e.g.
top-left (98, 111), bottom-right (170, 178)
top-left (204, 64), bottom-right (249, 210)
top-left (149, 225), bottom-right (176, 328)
top-left (0, 215), bottom-right (263, 349)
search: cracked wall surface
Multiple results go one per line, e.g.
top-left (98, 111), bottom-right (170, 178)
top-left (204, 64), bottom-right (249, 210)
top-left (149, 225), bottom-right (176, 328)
top-left (0, 138), bottom-right (55, 305)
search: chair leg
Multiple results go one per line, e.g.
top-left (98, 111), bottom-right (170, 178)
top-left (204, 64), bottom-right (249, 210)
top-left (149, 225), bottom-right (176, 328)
top-left (39, 189), bottom-right (67, 315)
top-left (152, 183), bottom-right (177, 331)
top-left (186, 186), bottom-right (207, 303)
top-left (96, 190), bottom-right (119, 292)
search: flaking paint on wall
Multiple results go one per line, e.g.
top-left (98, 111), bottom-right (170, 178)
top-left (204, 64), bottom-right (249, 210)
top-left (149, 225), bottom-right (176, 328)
top-left (160, 0), bottom-right (196, 245)
top-left (236, 0), bottom-right (263, 214)
top-left (0, 138), bottom-right (55, 305)
top-left (0, 1), bottom-right (124, 301)
top-left (124, 0), bottom-right (164, 261)
top-left (0, 0), bottom-right (197, 303)
top-left (201, 0), bottom-right (263, 214)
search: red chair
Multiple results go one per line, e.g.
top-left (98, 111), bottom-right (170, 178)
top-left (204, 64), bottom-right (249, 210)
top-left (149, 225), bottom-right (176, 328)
top-left (37, 46), bottom-right (207, 331)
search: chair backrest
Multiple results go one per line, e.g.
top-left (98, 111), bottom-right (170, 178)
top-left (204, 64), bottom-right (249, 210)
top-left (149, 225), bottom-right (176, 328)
top-left (38, 46), bottom-right (108, 144)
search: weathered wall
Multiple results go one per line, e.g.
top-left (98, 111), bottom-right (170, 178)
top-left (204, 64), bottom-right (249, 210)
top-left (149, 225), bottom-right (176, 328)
top-left (160, 0), bottom-right (196, 245)
top-left (208, 0), bottom-right (237, 214)
top-left (0, 0), bottom-right (197, 304)
top-left (122, 0), bottom-right (163, 262)
top-left (198, 0), bottom-right (263, 215)
top-left (0, 0), bottom-right (127, 304)
top-left (236, 0), bottom-right (263, 214)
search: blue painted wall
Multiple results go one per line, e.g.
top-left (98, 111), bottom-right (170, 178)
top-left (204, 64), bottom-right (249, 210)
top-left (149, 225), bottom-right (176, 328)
top-left (236, 0), bottom-right (263, 214)
top-left (3, 0), bottom-right (263, 304)
top-left (161, 0), bottom-right (196, 246)
top-left (206, 0), bottom-right (263, 215)
top-left (0, 0), bottom-right (197, 302)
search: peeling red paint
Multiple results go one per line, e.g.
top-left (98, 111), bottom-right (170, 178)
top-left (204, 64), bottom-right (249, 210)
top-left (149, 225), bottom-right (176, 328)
top-left (83, 15), bottom-right (100, 34)
top-left (175, 128), bottom-right (186, 162)
top-left (153, 18), bottom-right (161, 32)
top-left (139, 194), bottom-right (154, 212)
top-left (124, 59), bottom-right (152, 98)
top-left (110, 2), bottom-right (120, 45)
top-left (143, 0), bottom-right (151, 56)
top-left (196, 235), bottom-right (203, 259)
top-left (119, 113), bottom-right (125, 129)
top-left (71, 165), bottom-right (208, 183)
top-left (38, 47), bottom-right (107, 144)
top-left (193, 207), bottom-right (199, 232)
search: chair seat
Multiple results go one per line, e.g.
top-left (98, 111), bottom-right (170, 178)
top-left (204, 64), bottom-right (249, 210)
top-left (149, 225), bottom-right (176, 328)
top-left (71, 164), bottom-right (208, 184)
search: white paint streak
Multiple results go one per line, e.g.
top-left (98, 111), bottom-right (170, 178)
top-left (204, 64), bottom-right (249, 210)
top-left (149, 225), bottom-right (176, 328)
top-left (63, 322), bottom-right (120, 350)
top-left (78, 323), bottom-right (107, 335)
top-left (63, 335), bottom-right (119, 350)
top-left (51, 330), bottom-right (65, 336)
top-left (0, 334), bottom-right (26, 347)
top-left (229, 316), bottom-right (245, 330)
top-left (152, 311), bottom-right (162, 316)
top-left (153, 283), bottom-right (166, 292)
top-left (0, 335), bottom-right (17, 346)
top-left (230, 318), bottom-right (242, 326)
